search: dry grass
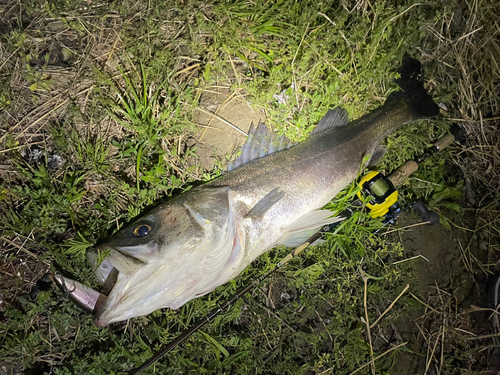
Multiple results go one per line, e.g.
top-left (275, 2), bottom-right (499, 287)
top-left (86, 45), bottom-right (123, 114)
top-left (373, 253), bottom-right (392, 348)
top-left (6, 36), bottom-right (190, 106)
top-left (425, 0), bottom-right (500, 195)
top-left (411, 286), bottom-right (480, 374)
top-left (416, 0), bottom-right (500, 371)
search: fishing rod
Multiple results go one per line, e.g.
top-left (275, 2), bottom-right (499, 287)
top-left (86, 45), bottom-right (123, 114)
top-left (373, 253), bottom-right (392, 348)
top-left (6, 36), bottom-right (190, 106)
top-left (128, 124), bottom-right (464, 375)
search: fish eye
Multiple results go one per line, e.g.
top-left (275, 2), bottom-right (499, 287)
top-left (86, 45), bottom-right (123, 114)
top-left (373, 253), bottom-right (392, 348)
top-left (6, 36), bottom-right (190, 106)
top-left (133, 224), bottom-right (152, 237)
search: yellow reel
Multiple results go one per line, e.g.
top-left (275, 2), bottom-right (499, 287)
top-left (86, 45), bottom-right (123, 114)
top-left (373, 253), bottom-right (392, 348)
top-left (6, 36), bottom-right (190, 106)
top-left (357, 171), bottom-right (399, 218)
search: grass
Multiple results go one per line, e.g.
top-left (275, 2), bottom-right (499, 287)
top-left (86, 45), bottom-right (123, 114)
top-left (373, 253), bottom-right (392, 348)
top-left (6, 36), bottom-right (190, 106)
top-left (0, 0), bottom-right (499, 374)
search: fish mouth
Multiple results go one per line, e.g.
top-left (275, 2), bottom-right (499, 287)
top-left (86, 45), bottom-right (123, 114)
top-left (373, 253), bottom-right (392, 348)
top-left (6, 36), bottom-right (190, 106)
top-left (87, 247), bottom-right (120, 292)
top-left (93, 309), bottom-right (108, 328)
top-left (87, 208), bottom-right (244, 327)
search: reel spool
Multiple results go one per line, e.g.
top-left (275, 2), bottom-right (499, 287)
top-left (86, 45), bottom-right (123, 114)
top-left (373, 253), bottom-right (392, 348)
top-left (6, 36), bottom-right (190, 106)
top-left (357, 171), bottom-right (399, 218)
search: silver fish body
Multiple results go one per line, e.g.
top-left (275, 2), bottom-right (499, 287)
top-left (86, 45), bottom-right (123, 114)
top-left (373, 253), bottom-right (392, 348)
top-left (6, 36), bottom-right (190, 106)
top-left (62, 58), bottom-right (439, 327)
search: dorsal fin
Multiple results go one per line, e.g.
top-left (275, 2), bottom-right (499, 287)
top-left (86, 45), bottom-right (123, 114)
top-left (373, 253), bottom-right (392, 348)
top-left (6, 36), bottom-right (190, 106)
top-left (311, 107), bottom-right (350, 135)
top-left (228, 122), bottom-right (293, 171)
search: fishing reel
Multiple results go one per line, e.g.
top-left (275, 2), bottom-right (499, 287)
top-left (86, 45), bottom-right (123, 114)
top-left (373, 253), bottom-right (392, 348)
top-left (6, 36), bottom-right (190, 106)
top-left (357, 171), bottom-right (440, 225)
top-left (357, 171), bottom-right (399, 218)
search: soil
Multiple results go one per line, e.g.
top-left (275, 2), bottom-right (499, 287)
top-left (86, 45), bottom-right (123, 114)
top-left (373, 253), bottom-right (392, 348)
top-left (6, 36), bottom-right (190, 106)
top-left (389, 214), bottom-right (479, 374)
top-left (191, 87), bottom-right (265, 171)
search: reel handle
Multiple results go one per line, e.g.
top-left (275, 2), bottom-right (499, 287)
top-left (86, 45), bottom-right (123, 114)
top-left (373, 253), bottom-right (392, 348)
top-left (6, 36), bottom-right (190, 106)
top-left (412, 200), bottom-right (440, 225)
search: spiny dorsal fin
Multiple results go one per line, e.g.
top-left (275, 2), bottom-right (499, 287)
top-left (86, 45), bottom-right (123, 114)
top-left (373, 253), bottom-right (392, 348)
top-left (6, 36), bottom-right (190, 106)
top-left (247, 188), bottom-right (285, 219)
top-left (311, 107), bottom-right (350, 135)
top-left (228, 122), bottom-right (293, 171)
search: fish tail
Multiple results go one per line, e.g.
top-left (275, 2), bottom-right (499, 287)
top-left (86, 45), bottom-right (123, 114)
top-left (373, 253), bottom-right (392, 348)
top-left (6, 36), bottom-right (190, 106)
top-left (390, 54), bottom-right (440, 120)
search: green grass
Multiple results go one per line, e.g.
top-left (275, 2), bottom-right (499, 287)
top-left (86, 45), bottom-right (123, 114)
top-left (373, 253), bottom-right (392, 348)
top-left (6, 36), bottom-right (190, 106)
top-left (0, 0), bottom-right (496, 374)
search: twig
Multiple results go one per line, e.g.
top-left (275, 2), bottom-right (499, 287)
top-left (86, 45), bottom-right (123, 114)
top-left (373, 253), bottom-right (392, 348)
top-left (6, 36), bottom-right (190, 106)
top-left (292, 23), bottom-right (309, 67)
top-left (367, 3), bottom-right (422, 66)
top-left (227, 50), bottom-right (241, 85)
top-left (302, 40), bottom-right (343, 76)
top-left (0, 139), bottom-right (49, 154)
top-left (1, 237), bottom-right (50, 265)
top-left (392, 255), bottom-right (430, 265)
top-left (194, 123), bottom-right (220, 131)
top-left (0, 45), bottom-right (22, 70)
top-left (15, 100), bottom-right (69, 140)
top-left (190, 106), bottom-right (247, 136)
top-left (359, 267), bottom-right (375, 375)
top-left (198, 89), bottom-right (239, 141)
top-left (252, 300), bottom-right (296, 333)
top-left (439, 320), bottom-right (445, 375)
top-left (0, 94), bottom-right (62, 142)
top-left (382, 221), bottom-right (430, 235)
top-left (105, 30), bottom-right (122, 66)
top-left (410, 293), bottom-right (441, 314)
top-left (425, 324), bottom-right (443, 374)
top-left (317, 12), bottom-right (354, 73)
top-left (465, 332), bottom-right (500, 341)
top-left (315, 310), bottom-right (334, 345)
top-left (172, 63), bottom-right (201, 78)
top-left (370, 284), bottom-right (410, 329)
top-left (198, 104), bottom-right (221, 142)
top-left (348, 342), bottom-right (407, 375)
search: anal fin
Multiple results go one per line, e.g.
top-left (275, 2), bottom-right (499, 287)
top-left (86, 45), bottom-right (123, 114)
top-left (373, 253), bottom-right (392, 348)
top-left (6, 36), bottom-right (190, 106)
top-left (280, 210), bottom-right (343, 247)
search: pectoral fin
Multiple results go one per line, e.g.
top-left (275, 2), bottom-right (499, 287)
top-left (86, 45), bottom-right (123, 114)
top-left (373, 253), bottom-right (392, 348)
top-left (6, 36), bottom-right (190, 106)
top-left (247, 188), bottom-right (285, 219)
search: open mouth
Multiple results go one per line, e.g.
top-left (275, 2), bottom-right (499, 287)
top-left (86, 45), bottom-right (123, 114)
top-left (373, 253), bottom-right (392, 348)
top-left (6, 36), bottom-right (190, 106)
top-left (87, 248), bottom-right (120, 292)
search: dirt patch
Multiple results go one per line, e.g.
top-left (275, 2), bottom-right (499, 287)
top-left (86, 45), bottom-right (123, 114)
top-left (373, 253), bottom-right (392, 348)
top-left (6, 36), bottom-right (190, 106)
top-left (191, 87), bottom-right (265, 170)
top-left (389, 214), bottom-right (486, 374)
top-left (397, 216), bottom-right (467, 290)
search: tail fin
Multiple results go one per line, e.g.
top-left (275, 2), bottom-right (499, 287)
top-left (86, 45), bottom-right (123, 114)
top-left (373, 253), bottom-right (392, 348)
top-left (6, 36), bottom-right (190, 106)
top-left (392, 55), bottom-right (440, 120)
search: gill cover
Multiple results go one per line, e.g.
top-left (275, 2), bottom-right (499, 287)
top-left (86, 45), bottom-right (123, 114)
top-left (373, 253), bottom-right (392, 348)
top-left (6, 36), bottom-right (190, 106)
top-left (94, 186), bottom-right (243, 327)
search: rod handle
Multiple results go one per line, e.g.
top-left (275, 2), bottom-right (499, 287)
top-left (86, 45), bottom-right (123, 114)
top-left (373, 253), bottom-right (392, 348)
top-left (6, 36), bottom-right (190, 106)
top-left (388, 160), bottom-right (419, 187)
top-left (433, 133), bottom-right (455, 151)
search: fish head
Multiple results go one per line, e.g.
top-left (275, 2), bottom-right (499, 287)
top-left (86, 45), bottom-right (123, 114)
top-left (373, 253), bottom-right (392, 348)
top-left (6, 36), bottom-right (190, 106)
top-left (97, 201), bottom-right (206, 266)
top-left (93, 186), bottom-right (243, 327)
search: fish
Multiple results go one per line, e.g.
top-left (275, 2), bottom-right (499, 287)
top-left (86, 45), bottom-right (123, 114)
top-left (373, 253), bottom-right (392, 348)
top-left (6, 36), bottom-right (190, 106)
top-left (55, 57), bottom-right (439, 327)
